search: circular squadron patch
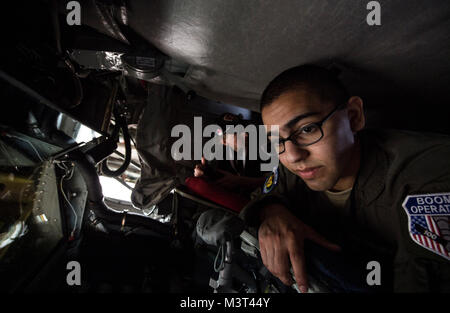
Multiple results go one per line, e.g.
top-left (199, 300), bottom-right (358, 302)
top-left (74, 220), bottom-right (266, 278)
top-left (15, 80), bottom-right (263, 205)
top-left (263, 168), bottom-right (278, 194)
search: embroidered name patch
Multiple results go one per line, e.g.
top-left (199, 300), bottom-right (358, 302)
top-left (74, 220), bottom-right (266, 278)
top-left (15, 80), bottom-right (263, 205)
top-left (263, 168), bottom-right (278, 194)
top-left (402, 192), bottom-right (450, 261)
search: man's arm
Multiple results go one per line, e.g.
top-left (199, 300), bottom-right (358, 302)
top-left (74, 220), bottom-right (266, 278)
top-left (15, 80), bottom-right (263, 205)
top-left (239, 165), bottom-right (340, 291)
top-left (392, 142), bottom-right (450, 292)
top-left (258, 203), bottom-right (341, 291)
top-left (394, 189), bottom-right (450, 291)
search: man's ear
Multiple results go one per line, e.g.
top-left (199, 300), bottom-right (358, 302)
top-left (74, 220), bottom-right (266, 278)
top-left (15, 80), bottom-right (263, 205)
top-left (346, 96), bottom-right (365, 133)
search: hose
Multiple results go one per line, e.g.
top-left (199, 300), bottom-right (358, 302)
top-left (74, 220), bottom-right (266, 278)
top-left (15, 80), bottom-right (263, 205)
top-left (100, 114), bottom-right (131, 177)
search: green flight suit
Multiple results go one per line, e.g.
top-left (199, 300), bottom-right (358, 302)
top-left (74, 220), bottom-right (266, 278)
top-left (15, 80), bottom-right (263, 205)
top-left (240, 128), bottom-right (450, 292)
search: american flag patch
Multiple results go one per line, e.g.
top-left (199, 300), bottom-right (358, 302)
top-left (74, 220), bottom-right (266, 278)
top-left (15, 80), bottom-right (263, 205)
top-left (402, 193), bottom-right (450, 261)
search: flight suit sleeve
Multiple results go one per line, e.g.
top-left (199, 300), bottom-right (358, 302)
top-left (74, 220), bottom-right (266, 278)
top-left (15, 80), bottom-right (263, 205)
top-left (239, 165), bottom-right (298, 227)
top-left (393, 150), bottom-right (450, 292)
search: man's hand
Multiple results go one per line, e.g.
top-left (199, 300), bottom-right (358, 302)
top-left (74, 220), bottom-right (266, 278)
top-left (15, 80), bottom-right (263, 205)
top-left (258, 204), bottom-right (341, 292)
top-left (194, 156), bottom-right (207, 177)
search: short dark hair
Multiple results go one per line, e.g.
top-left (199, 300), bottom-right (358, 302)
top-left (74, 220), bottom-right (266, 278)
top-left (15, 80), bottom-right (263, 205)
top-left (260, 64), bottom-right (350, 111)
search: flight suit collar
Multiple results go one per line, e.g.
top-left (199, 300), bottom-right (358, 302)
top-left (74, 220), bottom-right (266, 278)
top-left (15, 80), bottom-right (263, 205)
top-left (353, 130), bottom-right (387, 207)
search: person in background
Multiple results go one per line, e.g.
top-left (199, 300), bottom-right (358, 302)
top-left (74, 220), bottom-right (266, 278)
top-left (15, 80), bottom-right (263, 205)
top-left (185, 113), bottom-right (267, 212)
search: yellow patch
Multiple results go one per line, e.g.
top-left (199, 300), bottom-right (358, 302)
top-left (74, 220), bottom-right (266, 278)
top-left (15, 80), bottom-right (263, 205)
top-left (265, 175), bottom-right (273, 189)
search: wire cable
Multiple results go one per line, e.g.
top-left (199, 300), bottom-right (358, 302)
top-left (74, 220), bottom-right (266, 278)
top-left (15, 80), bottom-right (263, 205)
top-left (59, 164), bottom-right (78, 239)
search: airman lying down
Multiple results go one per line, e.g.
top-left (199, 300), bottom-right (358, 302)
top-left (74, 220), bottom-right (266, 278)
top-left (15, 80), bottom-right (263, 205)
top-left (241, 64), bottom-right (450, 292)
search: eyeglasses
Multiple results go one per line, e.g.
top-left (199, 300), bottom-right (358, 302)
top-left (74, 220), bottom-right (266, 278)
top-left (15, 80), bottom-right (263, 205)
top-left (273, 103), bottom-right (344, 154)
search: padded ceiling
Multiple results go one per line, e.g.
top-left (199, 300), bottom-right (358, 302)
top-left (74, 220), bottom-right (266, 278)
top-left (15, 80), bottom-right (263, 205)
top-left (123, 0), bottom-right (450, 113)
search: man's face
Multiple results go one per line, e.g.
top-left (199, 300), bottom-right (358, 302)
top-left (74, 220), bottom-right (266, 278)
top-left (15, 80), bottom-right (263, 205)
top-left (223, 132), bottom-right (248, 151)
top-left (262, 89), bottom-right (356, 191)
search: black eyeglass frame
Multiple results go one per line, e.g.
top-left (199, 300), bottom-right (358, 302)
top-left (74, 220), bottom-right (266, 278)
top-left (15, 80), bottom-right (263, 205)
top-left (276, 103), bottom-right (346, 154)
